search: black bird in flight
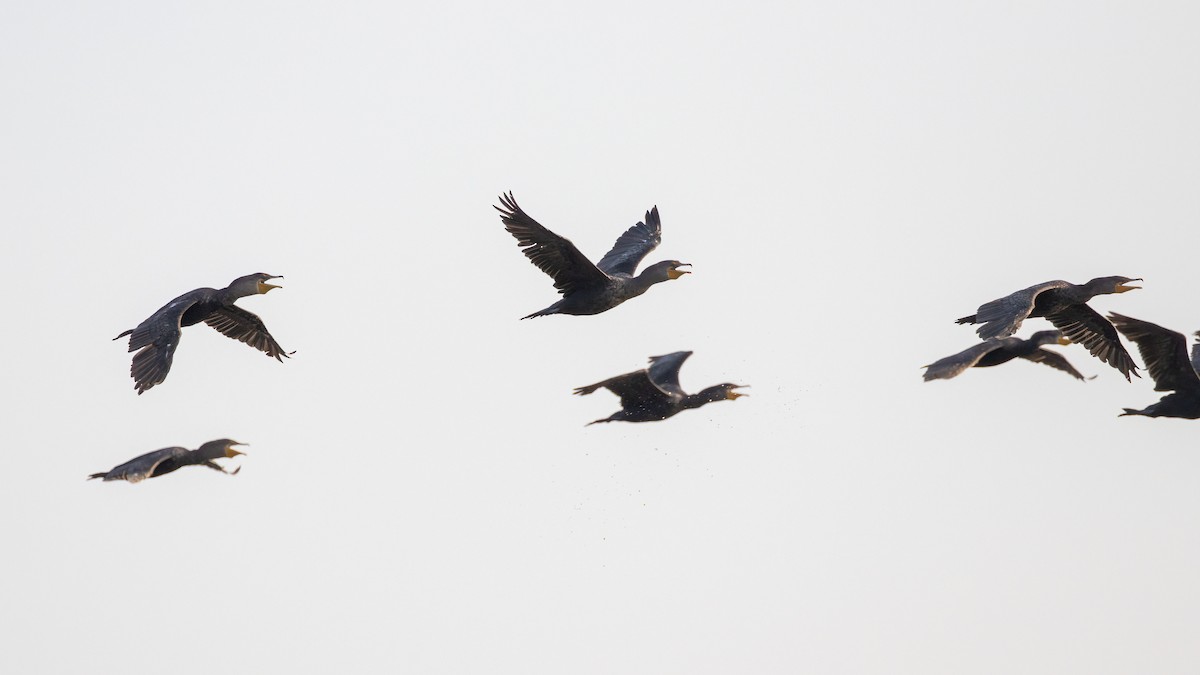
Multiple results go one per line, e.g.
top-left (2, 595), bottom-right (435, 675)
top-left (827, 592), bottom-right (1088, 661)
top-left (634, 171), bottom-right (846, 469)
top-left (495, 192), bottom-right (690, 319)
top-left (574, 351), bottom-right (746, 424)
top-left (89, 439), bottom-right (247, 483)
top-left (115, 273), bottom-right (291, 394)
top-left (922, 330), bottom-right (1089, 382)
top-left (1109, 313), bottom-right (1200, 419)
top-left (956, 276), bottom-right (1141, 380)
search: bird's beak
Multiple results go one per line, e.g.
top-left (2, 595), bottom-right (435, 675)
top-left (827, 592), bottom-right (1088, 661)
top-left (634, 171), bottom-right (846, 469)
top-left (1115, 278), bottom-right (1142, 293)
top-left (226, 442), bottom-right (248, 458)
top-left (1057, 336), bottom-right (1072, 346)
top-left (727, 385), bottom-right (749, 400)
top-left (258, 275), bottom-right (284, 293)
top-left (668, 264), bottom-right (692, 280)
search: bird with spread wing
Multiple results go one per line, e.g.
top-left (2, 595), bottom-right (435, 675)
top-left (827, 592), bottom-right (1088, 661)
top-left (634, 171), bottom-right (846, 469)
top-left (956, 276), bottom-right (1141, 380)
top-left (495, 192), bottom-right (690, 319)
top-left (1109, 313), bottom-right (1200, 419)
top-left (114, 273), bottom-right (292, 394)
top-left (574, 351), bottom-right (747, 424)
top-left (922, 330), bottom-right (1090, 382)
top-left (88, 439), bottom-right (246, 483)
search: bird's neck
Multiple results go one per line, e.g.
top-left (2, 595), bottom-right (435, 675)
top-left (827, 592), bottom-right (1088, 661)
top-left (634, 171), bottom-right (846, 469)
top-left (216, 285), bottom-right (254, 303)
top-left (1077, 280), bottom-right (1111, 300)
top-left (178, 450), bottom-right (207, 466)
top-left (624, 268), bottom-right (670, 297)
top-left (681, 388), bottom-right (725, 410)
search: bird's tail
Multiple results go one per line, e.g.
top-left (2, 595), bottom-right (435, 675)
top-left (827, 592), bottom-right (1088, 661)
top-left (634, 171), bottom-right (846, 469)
top-left (585, 418), bottom-right (612, 426)
top-left (955, 314), bottom-right (977, 325)
top-left (520, 307), bottom-right (558, 320)
top-left (87, 472), bottom-right (107, 481)
top-left (520, 300), bottom-right (563, 320)
top-left (1119, 408), bottom-right (1144, 417)
top-left (573, 382), bottom-right (603, 396)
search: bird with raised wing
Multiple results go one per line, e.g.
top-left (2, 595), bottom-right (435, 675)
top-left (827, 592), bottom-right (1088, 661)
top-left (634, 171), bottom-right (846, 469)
top-left (923, 330), bottom-right (1089, 382)
top-left (115, 273), bottom-right (291, 394)
top-left (88, 439), bottom-right (247, 483)
top-left (574, 351), bottom-right (746, 424)
top-left (955, 276), bottom-right (1141, 380)
top-left (1109, 313), bottom-right (1200, 419)
top-left (495, 192), bottom-right (690, 319)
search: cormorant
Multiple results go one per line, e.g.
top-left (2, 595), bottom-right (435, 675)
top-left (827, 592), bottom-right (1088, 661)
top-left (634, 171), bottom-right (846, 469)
top-left (495, 192), bottom-right (690, 319)
top-left (115, 273), bottom-right (291, 394)
top-left (1109, 313), bottom-right (1200, 419)
top-left (573, 351), bottom-right (746, 424)
top-left (955, 276), bottom-right (1141, 380)
top-left (88, 439), bottom-right (246, 483)
top-left (922, 330), bottom-right (1089, 381)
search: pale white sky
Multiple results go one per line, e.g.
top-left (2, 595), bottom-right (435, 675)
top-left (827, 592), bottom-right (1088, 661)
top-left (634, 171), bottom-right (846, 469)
top-left (3, 1), bottom-right (1200, 673)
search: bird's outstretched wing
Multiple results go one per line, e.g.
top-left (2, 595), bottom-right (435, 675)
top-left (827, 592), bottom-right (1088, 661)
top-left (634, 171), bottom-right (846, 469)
top-left (1048, 305), bottom-right (1139, 381)
top-left (1019, 349), bottom-right (1089, 380)
top-left (495, 192), bottom-right (610, 296)
top-left (1109, 313), bottom-right (1197, 391)
top-left (961, 280), bottom-right (1070, 339)
top-left (922, 340), bottom-right (1006, 381)
top-left (203, 306), bottom-right (291, 360)
top-left (596, 206), bottom-right (662, 276)
top-left (646, 351), bottom-right (691, 397)
top-left (90, 447), bottom-right (189, 483)
top-left (115, 293), bottom-right (201, 395)
top-left (574, 371), bottom-right (671, 410)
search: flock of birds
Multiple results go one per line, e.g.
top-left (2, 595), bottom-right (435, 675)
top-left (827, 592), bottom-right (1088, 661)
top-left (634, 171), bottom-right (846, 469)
top-left (89, 194), bottom-right (1199, 483)
top-left (924, 276), bottom-right (1200, 419)
top-left (90, 193), bottom-right (747, 483)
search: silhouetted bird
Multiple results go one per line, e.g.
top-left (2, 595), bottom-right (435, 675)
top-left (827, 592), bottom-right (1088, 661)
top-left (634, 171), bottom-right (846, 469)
top-left (115, 273), bottom-right (291, 394)
top-left (1109, 313), bottom-right (1200, 419)
top-left (923, 330), bottom-right (1089, 381)
top-left (956, 276), bottom-right (1141, 380)
top-left (495, 192), bottom-right (690, 319)
top-left (574, 351), bottom-right (746, 424)
top-left (88, 439), bottom-right (246, 483)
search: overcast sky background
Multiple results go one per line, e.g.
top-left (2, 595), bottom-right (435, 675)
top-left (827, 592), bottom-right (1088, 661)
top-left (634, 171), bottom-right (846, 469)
top-left (3, 1), bottom-right (1200, 673)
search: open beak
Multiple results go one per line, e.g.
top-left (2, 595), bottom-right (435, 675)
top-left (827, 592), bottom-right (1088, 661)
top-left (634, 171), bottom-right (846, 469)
top-left (1115, 278), bottom-right (1142, 293)
top-left (258, 275), bottom-right (284, 293)
top-left (226, 442), bottom-right (248, 458)
top-left (727, 384), bottom-right (749, 400)
top-left (668, 264), bottom-right (692, 280)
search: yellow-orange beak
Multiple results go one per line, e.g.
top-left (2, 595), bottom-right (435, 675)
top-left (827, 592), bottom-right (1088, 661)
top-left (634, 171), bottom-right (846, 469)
top-left (258, 275), bottom-right (284, 293)
top-left (668, 264), bottom-right (692, 280)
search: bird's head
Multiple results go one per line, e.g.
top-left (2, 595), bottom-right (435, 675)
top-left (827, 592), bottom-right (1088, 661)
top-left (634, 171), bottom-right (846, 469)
top-left (1029, 330), bottom-right (1071, 346)
top-left (666, 261), bottom-right (692, 280)
top-left (638, 261), bottom-right (691, 284)
top-left (701, 383), bottom-right (749, 402)
top-left (1088, 276), bottom-right (1141, 294)
top-left (229, 273), bottom-right (284, 298)
top-left (197, 439), bottom-right (248, 460)
top-left (721, 383), bottom-right (749, 400)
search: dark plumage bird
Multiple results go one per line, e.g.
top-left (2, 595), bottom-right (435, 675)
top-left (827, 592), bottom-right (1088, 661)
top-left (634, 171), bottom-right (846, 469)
top-left (495, 192), bottom-right (690, 319)
top-left (922, 330), bottom-right (1090, 382)
top-left (115, 273), bottom-right (291, 394)
top-left (1109, 313), bottom-right (1200, 419)
top-left (955, 276), bottom-right (1141, 380)
top-left (573, 351), bottom-right (747, 424)
top-left (88, 439), bottom-right (246, 483)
